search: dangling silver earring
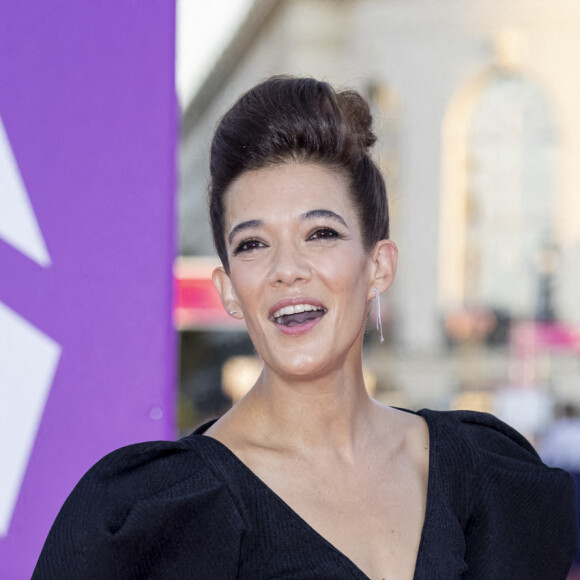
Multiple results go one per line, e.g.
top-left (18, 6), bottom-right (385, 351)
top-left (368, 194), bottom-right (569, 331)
top-left (229, 309), bottom-right (238, 315)
top-left (374, 287), bottom-right (384, 343)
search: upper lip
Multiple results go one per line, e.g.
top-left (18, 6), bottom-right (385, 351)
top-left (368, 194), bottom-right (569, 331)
top-left (268, 297), bottom-right (327, 320)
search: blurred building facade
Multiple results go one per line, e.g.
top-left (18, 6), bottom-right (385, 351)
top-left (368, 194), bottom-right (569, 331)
top-left (177, 0), bottom-right (580, 430)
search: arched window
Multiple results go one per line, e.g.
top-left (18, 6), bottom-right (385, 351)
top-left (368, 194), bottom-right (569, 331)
top-left (466, 74), bottom-right (555, 315)
top-left (440, 72), bottom-right (556, 319)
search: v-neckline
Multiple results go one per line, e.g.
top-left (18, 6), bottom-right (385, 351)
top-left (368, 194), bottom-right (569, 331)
top-left (193, 408), bottom-right (436, 580)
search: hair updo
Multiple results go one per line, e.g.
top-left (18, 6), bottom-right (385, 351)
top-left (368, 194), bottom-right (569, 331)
top-left (209, 75), bottom-right (389, 271)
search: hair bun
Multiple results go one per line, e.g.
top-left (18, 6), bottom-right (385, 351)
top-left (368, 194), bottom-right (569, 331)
top-left (337, 89), bottom-right (377, 154)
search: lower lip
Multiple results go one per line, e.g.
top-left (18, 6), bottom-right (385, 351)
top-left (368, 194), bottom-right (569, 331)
top-left (274, 315), bottom-right (324, 336)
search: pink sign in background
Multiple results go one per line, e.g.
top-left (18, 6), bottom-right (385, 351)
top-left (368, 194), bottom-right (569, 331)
top-left (0, 2), bottom-right (176, 577)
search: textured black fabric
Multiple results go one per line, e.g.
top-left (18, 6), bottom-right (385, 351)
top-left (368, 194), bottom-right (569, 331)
top-left (33, 410), bottom-right (578, 579)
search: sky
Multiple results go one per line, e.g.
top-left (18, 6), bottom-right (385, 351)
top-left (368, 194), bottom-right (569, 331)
top-left (176, 0), bottom-right (254, 108)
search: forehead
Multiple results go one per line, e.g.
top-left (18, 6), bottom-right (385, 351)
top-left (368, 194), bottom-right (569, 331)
top-left (224, 163), bottom-right (354, 222)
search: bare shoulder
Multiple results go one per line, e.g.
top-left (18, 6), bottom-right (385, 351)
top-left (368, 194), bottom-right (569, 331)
top-left (202, 409), bottom-right (242, 447)
top-left (202, 404), bottom-right (261, 461)
top-left (374, 404), bottom-right (430, 477)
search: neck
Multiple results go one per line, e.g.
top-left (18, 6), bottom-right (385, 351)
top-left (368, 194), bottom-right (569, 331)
top-left (239, 363), bottom-right (380, 457)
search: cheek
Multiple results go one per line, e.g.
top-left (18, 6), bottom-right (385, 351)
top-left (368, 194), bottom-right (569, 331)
top-left (229, 267), bottom-right (264, 317)
top-left (319, 250), bottom-right (369, 293)
top-left (231, 273), bottom-right (254, 302)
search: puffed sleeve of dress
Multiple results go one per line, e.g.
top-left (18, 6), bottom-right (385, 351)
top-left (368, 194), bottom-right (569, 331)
top-left (32, 438), bottom-right (246, 580)
top-left (454, 411), bottom-right (578, 578)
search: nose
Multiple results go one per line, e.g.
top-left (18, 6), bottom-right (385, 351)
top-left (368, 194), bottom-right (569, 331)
top-left (268, 241), bottom-right (312, 287)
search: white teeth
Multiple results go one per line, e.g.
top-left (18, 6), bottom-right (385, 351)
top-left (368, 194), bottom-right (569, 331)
top-left (272, 304), bottom-right (323, 319)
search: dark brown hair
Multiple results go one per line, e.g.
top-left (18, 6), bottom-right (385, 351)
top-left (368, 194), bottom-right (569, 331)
top-left (209, 76), bottom-right (389, 271)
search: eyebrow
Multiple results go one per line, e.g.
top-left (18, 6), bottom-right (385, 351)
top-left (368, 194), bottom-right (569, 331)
top-left (300, 209), bottom-right (348, 228)
top-left (227, 209), bottom-right (348, 245)
top-left (227, 219), bottom-right (263, 245)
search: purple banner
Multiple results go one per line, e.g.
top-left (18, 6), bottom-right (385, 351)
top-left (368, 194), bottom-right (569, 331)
top-left (0, 2), bottom-right (177, 577)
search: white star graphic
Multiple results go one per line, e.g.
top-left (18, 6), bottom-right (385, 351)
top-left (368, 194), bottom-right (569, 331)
top-left (0, 117), bottom-right (51, 267)
top-left (0, 116), bottom-right (61, 536)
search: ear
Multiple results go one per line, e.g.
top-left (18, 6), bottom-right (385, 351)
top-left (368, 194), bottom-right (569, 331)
top-left (212, 267), bottom-right (244, 319)
top-left (367, 240), bottom-right (398, 300)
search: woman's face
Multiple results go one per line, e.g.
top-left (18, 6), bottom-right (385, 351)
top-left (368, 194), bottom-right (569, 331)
top-left (214, 162), bottom-right (392, 381)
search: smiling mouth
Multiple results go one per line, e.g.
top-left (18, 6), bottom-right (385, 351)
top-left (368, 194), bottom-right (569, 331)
top-left (272, 304), bottom-right (326, 327)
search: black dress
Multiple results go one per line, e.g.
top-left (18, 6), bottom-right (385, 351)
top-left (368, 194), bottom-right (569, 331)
top-left (33, 410), bottom-right (578, 579)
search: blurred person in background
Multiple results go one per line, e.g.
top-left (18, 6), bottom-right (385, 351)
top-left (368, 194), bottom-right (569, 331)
top-left (539, 403), bottom-right (580, 575)
top-left (540, 403), bottom-right (580, 472)
top-left (33, 77), bottom-right (577, 579)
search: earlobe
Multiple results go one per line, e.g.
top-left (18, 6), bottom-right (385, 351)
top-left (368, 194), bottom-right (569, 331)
top-left (212, 267), bottom-right (243, 319)
top-left (368, 240), bottom-right (398, 298)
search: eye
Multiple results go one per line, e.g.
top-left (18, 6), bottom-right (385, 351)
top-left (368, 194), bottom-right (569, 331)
top-left (307, 227), bottom-right (340, 241)
top-left (233, 238), bottom-right (267, 255)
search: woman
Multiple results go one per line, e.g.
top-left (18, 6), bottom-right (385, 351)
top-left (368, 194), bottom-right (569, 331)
top-left (34, 76), bottom-right (577, 579)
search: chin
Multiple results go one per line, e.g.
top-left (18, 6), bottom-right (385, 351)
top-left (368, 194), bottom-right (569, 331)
top-left (273, 351), bottom-right (341, 381)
